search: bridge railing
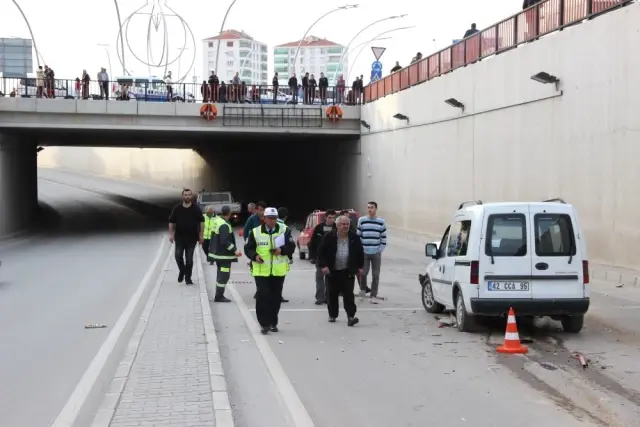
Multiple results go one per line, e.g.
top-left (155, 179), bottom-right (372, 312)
top-left (363, 0), bottom-right (632, 104)
top-left (0, 77), bottom-right (364, 106)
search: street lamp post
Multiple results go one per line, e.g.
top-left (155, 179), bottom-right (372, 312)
top-left (113, 0), bottom-right (126, 74)
top-left (290, 4), bottom-right (358, 76)
top-left (214, 0), bottom-right (238, 77)
top-left (11, 0), bottom-right (44, 68)
top-left (346, 26), bottom-right (415, 83)
top-left (97, 44), bottom-right (113, 77)
top-left (331, 14), bottom-right (407, 84)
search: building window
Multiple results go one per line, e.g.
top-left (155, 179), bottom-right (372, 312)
top-left (226, 41), bottom-right (234, 47)
top-left (239, 41), bottom-right (251, 49)
top-left (227, 61), bottom-right (234, 67)
top-left (273, 48), bottom-right (289, 55)
top-left (320, 48), bottom-right (326, 55)
top-left (208, 42), bottom-right (213, 48)
top-left (327, 47), bottom-right (342, 54)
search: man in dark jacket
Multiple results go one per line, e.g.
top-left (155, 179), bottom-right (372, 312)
top-left (209, 205), bottom-right (241, 302)
top-left (318, 72), bottom-right (329, 105)
top-left (243, 201), bottom-right (266, 242)
top-left (317, 214), bottom-right (364, 326)
top-left (244, 207), bottom-right (296, 334)
top-left (309, 209), bottom-right (337, 304)
top-left (288, 74), bottom-right (298, 104)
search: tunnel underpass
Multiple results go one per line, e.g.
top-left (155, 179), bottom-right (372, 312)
top-left (1, 128), bottom-right (363, 237)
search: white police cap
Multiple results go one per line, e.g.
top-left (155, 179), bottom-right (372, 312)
top-left (264, 207), bottom-right (278, 217)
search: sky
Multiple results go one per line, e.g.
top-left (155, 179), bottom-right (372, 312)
top-left (2, 0), bottom-right (518, 83)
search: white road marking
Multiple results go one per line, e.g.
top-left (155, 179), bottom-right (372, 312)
top-left (51, 237), bottom-right (167, 427)
top-left (226, 282), bottom-right (316, 427)
top-left (250, 307), bottom-right (425, 312)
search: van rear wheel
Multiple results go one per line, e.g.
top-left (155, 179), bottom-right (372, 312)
top-left (455, 293), bottom-right (477, 332)
top-left (561, 315), bottom-right (584, 333)
top-left (421, 278), bottom-right (444, 313)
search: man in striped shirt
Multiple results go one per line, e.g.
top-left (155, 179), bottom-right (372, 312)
top-left (356, 201), bottom-right (387, 303)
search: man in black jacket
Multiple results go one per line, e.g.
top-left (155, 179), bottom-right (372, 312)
top-left (288, 74), bottom-right (298, 104)
top-left (318, 72), bottom-right (329, 105)
top-left (317, 215), bottom-right (364, 326)
top-left (209, 205), bottom-right (242, 302)
top-left (309, 209), bottom-right (337, 304)
top-left (168, 189), bottom-right (204, 285)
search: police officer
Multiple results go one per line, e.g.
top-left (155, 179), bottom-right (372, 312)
top-left (202, 206), bottom-right (216, 258)
top-left (209, 205), bottom-right (242, 302)
top-left (245, 207), bottom-right (295, 334)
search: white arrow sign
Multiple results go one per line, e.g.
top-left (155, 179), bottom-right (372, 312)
top-left (371, 46), bottom-right (386, 61)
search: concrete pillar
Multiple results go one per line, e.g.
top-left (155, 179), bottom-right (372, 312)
top-left (0, 132), bottom-right (38, 237)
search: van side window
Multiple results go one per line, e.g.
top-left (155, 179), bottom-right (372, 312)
top-left (305, 215), bottom-right (312, 229)
top-left (438, 226), bottom-right (451, 258)
top-left (485, 214), bottom-right (527, 256)
top-left (447, 220), bottom-right (472, 257)
top-left (534, 214), bottom-right (576, 256)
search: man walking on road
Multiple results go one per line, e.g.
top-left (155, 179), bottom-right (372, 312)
top-left (309, 209), bottom-right (337, 304)
top-left (245, 207), bottom-right (295, 335)
top-left (209, 205), bottom-right (242, 302)
top-left (318, 215), bottom-right (363, 326)
top-left (168, 189), bottom-right (204, 285)
top-left (243, 201), bottom-right (266, 243)
top-left (357, 201), bottom-right (387, 303)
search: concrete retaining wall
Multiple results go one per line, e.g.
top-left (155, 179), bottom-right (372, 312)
top-left (358, 4), bottom-right (640, 269)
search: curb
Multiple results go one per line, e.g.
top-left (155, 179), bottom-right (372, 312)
top-left (90, 248), bottom-right (172, 427)
top-left (195, 249), bottom-right (236, 427)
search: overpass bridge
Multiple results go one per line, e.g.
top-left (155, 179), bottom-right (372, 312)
top-left (1, 0), bottom-right (638, 273)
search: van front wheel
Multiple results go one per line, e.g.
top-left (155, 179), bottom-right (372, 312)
top-left (421, 278), bottom-right (444, 313)
top-left (561, 315), bottom-right (584, 333)
top-left (455, 293), bottom-right (476, 332)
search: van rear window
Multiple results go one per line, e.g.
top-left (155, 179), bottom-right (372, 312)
top-left (485, 214), bottom-right (527, 256)
top-left (534, 214), bottom-right (576, 256)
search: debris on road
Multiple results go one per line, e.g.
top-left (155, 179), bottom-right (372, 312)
top-left (616, 283), bottom-right (624, 288)
top-left (278, 340), bottom-right (284, 344)
top-left (571, 353), bottom-right (589, 369)
top-left (435, 314), bottom-right (457, 328)
top-left (240, 339), bottom-right (250, 343)
top-left (85, 324), bottom-right (107, 329)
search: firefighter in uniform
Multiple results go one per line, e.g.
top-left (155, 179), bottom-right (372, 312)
top-left (245, 207), bottom-right (296, 334)
top-left (202, 206), bottom-right (217, 259)
top-left (209, 205), bottom-right (241, 302)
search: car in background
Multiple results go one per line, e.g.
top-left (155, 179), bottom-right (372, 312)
top-left (297, 209), bottom-right (360, 260)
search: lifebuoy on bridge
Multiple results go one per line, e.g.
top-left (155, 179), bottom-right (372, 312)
top-left (200, 103), bottom-right (218, 121)
top-left (326, 105), bottom-right (343, 122)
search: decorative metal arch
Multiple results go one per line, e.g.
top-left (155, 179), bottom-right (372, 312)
top-left (113, 0), bottom-right (196, 82)
top-left (11, 0), bottom-right (44, 68)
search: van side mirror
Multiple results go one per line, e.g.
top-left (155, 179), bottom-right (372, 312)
top-left (425, 243), bottom-right (438, 259)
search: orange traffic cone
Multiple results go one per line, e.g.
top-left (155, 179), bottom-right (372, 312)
top-left (496, 308), bottom-right (528, 354)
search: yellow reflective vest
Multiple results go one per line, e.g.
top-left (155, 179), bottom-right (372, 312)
top-left (251, 224), bottom-right (290, 277)
top-left (203, 214), bottom-right (216, 239)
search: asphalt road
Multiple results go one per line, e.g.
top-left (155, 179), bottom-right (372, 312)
top-left (209, 233), bottom-right (640, 427)
top-left (0, 169), bottom-right (169, 427)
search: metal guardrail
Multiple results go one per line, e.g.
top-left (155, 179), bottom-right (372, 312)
top-left (222, 106), bottom-right (324, 128)
top-left (0, 77), bottom-right (364, 106)
top-left (363, 0), bottom-right (632, 104)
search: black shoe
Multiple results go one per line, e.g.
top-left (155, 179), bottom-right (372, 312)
top-left (347, 317), bottom-right (359, 327)
top-left (214, 295), bottom-right (231, 302)
top-left (178, 271), bottom-right (184, 283)
top-left (185, 278), bottom-right (194, 285)
top-left (315, 300), bottom-right (325, 305)
top-left (365, 287), bottom-right (371, 294)
top-left (269, 325), bottom-right (278, 332)
top-left (254, 292), bottom-right (258, 299)
top-left (328, 317), bottom-right (336, 323)
top-left (209, 261), bottom-right (214, 265)
top-left (260, 327), bottom-right (270, 335)
top-left (281, 297), bottom-right (289, 303)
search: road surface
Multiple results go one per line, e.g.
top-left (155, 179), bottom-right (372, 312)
top-left (2, 168), bottom-right (640, 427)
top-left (0, 169), bottom-right (168, 427)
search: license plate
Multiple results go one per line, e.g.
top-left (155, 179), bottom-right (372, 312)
top-left (488, 281), bottom-right (529, 291)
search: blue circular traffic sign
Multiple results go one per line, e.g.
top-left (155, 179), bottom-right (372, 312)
top-left (372, 61), bottom-right (382, 71)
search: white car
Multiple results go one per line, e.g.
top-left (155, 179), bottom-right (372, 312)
top-left (419, 199), bottom-right (589, 333)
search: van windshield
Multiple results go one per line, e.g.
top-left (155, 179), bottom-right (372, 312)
top-left (486, 214), bottom-right (527, 256)
top-left (534, 214), bottom-right (576, 256)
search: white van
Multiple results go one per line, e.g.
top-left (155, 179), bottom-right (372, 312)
top-left (419, 199), bottom-right (590, 333)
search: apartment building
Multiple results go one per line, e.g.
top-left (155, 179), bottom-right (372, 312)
top-left (273, 36), bottom-right (347, 86)
top-left (202, 30), bottom-right (268, 85)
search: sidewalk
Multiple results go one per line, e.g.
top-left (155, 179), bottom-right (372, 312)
top-left (91, 249), bottom-right (233, 427)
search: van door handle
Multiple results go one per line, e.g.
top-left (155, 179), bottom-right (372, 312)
top-left (442, 266), bottom-right (445, 274)
top-left (535, 262), bottom-right (549, 270)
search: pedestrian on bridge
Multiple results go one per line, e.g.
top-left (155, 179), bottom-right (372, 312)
top-left (317, 215), bottom-right (363, 326)
top-left (168, 189), bottom-right (204, 285)
top-left (209, 205), bottom-right (242, 303)
top-left (245, 207), bottom-right (296, 334)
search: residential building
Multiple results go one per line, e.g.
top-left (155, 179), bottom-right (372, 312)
top-left (273, 36), bottom-right (347, 86)
top-left (0, 37), bottom-right (33, 77)
top-left (202, 30), bottom-right (268, 85)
